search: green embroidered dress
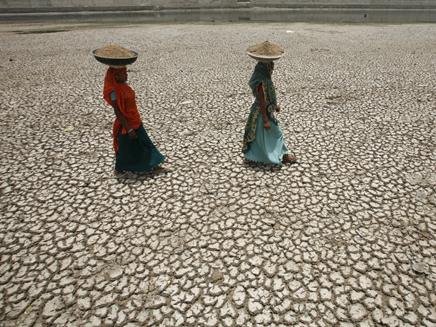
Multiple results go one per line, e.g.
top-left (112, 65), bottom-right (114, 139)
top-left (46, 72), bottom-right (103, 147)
top-left (242, 62), bottom-right (288, 164)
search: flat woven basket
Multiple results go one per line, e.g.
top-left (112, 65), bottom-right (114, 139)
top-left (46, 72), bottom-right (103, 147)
top-left (247, 51), bottom-right (283, 62)
top-left (92, 49), bottom-right (139, 68)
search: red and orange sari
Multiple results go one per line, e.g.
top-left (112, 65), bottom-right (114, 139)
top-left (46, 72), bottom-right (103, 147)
top-left (103, 67), bottom-right (142, 155)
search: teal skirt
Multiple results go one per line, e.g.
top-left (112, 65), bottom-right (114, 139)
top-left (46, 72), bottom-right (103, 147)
top-left (244, 117), bottom-right (288, 164)
top-left (115, 123), bottom-right (165, 172)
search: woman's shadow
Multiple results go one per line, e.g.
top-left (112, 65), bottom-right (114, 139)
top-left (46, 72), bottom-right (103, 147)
top-left (114, 171), bottom-right (170, 184)
top-left (242, 161), bottom-right (285, 173)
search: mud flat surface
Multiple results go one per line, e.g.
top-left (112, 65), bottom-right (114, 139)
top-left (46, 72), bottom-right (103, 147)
top-left (0, 22), bottom-right (436, 326)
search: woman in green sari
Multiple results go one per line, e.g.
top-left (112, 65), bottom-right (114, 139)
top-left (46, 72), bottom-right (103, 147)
top-left (242, 59), bottom-right (297, 165)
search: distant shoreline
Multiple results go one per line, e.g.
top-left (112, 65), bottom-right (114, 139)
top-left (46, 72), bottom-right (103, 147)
top-left (1, 8), bottom-right (436, 24)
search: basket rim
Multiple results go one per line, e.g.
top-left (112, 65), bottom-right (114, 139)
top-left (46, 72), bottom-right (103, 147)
top-left (91, 48), bottom-right (139, 60)
top-left (247, 51), bottom-right (284, 61)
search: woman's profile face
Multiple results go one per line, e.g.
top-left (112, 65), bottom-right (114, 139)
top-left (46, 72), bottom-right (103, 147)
top-left (116, 71), bottom-right (128, 83)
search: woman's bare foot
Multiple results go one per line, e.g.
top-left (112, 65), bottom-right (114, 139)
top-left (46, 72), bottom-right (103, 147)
top-left (114, 170), bottom-right (129, 178)
top-left (152, 166), bottom-right (170, 174)
top-left (282, 154), bottom-right (297, 164)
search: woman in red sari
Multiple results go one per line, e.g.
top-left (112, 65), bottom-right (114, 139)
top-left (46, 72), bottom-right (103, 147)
top-left (103, 67), bottom-right (167, 177)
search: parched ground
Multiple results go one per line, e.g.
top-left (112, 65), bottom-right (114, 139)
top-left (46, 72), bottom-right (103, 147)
top-left (0, 21), bottom-right (436, 326)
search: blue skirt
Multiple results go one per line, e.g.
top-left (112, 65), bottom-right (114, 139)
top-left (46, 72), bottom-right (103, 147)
top-left (115, 123), bottom-right (165, 172)
top-left (244, 117), bottom-right (288, 164)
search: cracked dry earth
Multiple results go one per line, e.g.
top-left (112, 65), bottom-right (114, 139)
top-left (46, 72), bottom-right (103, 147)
top-left (0, 22), bottom-right (436, 327)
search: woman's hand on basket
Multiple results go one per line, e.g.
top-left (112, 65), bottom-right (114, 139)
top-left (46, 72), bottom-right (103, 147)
top-left (276, 105), bottom-right (281, 113)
